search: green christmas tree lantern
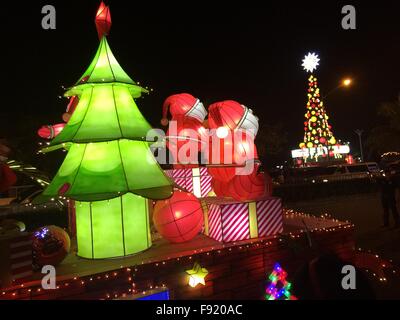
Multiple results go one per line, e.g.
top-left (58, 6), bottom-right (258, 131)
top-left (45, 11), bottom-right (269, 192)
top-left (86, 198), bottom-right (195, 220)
top-left (34, 2), bottom-right (173, 259)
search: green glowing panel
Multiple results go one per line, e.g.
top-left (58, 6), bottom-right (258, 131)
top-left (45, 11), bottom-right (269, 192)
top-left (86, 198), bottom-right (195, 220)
top-left (77, 37), bottom-right (135, 85)
top-left (91, 197), bottom-right (124, 258)
top-left (34, 140), bottom-right (173, 203)
top-left (75, 201), bottom-right (92, 258)
top-left (51, 85), bottom-right (153, 146)
top-left (76, 193), bottom-right (151, 259)
top-left (122, 195), bottom-right (150, 255)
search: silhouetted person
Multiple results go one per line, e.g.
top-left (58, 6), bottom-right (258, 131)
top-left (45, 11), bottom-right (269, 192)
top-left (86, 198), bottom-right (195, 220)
top-left (292, 254), bottom-right (375, 300)
top-left (379, 170), bottom-right (399, 228)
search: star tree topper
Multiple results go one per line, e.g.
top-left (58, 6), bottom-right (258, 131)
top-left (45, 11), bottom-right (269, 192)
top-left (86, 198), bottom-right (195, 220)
top-left (302, 52), bottom-right (320, 73)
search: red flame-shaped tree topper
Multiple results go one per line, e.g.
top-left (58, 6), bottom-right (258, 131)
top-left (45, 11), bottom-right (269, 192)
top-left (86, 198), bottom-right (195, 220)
top-left (95, 2), bottom-right (112, 39)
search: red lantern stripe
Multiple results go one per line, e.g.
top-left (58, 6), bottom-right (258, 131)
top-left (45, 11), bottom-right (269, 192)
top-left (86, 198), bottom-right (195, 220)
top-left (263, 215), bottom-right (283, 237)
top-left (257, 199), bottom-right (281, 232)
top-left (224, 215), bottom-right (250, 242)
top-left (208, 204), bottom-right (222, 241)
top-left (199, 167), bottom-right (213, 196)
top-left (221, 203), bottom-right (250, 242)
top-left (266, 215), bottom-right (284, 236)
top-left (256, 199), bottom-right (280, 226)
top-left (260, 209), bottom-right (281, 235)
top-left (222, 203), bottom-right (248, 233)
top-left (257, 199), bottom-right (283, 237)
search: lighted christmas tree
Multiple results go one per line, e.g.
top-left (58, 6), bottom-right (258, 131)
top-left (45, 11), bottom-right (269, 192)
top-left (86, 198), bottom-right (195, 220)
top-left (265, 263), bottom-right (297, 300)
top-left (34, 2), bottom-right (173, 259)
top-left (299, 53), bottom-right (337, 157)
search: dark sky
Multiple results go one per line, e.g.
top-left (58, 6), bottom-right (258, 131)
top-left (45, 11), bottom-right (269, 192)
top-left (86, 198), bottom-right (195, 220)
top-left (1, 0), bottom-right (400, 166)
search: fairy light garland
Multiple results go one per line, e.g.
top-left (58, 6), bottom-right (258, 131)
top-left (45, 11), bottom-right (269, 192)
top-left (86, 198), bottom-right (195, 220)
top-left (0, 214), bottom-right (357, 300)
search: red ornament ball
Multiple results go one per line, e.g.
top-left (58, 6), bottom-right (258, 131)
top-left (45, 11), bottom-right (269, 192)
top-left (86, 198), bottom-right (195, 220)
top-left (231, 168), bottom-right (273, 201)
top-left (153, 191), bottom-right (204, 243)
top-left (32, 226), bottom-right (70, 269)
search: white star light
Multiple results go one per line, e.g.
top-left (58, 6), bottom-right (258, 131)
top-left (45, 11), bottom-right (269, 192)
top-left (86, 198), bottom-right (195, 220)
top-left (302, 52), bottom-right (320, 73)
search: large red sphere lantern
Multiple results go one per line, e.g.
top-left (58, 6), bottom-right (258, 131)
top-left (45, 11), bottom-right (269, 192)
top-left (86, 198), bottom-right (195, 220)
top-left (211, 177), bottom-right (241, 199)
top-left (230, 166), bottom-right (273, 201)
top-left (153, 190), bottom-right (204, 243)
top-left (32, 226), bottom-right (70, 269)
top-left (211, 163), bottom-right (273, 201)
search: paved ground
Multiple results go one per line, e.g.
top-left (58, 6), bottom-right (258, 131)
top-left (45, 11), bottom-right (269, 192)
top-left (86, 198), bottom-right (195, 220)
top-left (287, 191), bottom-right (400, 299)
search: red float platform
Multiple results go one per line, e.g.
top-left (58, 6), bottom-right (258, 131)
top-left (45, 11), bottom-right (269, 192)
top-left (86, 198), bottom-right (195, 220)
top-left (0, 211), bottom-right (355, 300)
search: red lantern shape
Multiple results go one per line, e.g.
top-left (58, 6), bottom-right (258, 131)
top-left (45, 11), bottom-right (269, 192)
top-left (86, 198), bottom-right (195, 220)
top-left (208, 100), bottom-right (259, 135)
top-left (32, 226), bottom-right (71, 269)
top-left (153, 190), bottom-right (204, 243)
top-left (211, 177), bottom-right (242, 200)
top-left (37, 123), bottom-right (65, 140)
top-left (162, 93), bottom-right (207, 125)
top-left (206, 129), bottom-right (258, 182)
top-left (230, 167), bottom-right (273, 201)
top-left (166, 115), bottom-right (208, 169)
top-left (162, 94), bottom-right (208, 168)
top-left (95, 1), bottom-right (112, 39)
top-left (211, 163), bottom-right (273, 201)
top-left (37, 96), bottom-right (78, 140)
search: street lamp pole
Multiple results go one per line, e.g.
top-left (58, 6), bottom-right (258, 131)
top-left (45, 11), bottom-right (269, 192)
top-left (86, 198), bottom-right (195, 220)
top-left (354, 129), bottom-right (364, 162)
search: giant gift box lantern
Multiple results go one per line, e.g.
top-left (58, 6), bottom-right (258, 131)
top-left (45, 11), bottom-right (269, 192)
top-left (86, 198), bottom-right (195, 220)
top-left (203, 197), bottom-right (283, 242)
top-left (165, 167), bottom-right (213, 198)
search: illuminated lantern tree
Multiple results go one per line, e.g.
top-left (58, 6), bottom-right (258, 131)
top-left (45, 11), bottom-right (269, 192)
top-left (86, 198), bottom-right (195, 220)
top-left (299, 53), bottom-right (337, 156)
top-left (34, 2), bottom-right (173, 259)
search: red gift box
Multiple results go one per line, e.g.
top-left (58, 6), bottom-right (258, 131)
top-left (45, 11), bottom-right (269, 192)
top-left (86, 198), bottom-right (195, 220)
top-left (165, 167), bottom-right (213, 198)
top-left (202, 197), bottom-right (283, 242)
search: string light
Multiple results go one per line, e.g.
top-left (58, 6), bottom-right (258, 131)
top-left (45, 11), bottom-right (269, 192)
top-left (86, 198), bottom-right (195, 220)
top-left (3, 211), bottom-right (395, 300)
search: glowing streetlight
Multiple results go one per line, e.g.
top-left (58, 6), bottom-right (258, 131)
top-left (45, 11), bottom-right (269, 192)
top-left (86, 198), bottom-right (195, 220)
top-left (323, 78), bottom-right (354, 99)
top-left (342, 78), bottom-right (352, 87)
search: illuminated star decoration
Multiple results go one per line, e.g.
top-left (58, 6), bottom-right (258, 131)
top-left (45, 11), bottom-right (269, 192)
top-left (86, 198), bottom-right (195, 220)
top-left (186, 262), bottom-right (208, 287)
top-left (302, 52), bottom-right (320, 73)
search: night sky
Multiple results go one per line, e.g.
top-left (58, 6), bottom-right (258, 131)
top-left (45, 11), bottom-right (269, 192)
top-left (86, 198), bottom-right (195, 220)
top-left (1, 0), bottom-right (400, 168)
